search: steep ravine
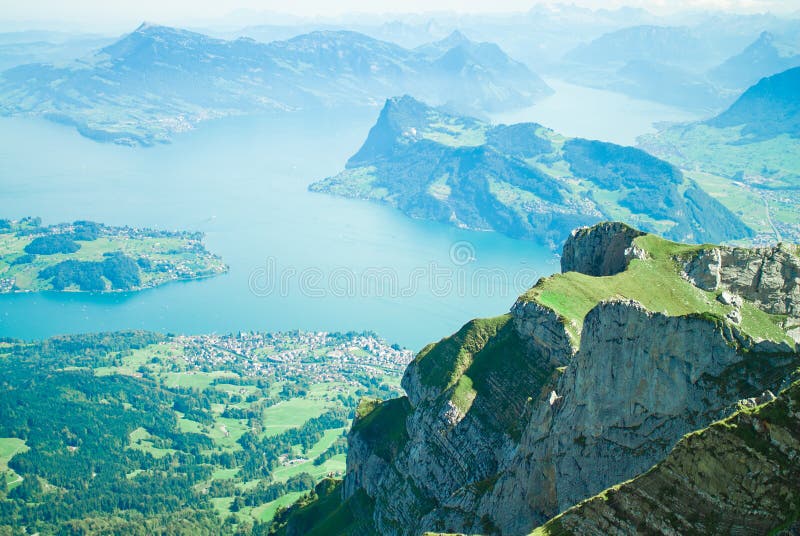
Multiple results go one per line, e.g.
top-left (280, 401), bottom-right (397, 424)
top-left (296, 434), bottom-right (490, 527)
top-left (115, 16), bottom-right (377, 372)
top-left (275, 222), bottom-right (800, 535)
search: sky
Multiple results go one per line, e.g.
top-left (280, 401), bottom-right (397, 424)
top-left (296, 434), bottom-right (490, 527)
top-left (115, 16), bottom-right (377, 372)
top-left (1, 0), bottom-right (798, 31)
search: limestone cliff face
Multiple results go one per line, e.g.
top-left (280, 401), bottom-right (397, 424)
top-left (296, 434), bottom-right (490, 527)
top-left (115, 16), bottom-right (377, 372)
top-left (682, 242), bottom-right (800, 317)
top-left (509, 300), bottom-right (575, 367)
top-left (478, 300), bottom-right (796, 535)
top-left (339, 223), bottom-right (800, 536)
top-left (534, 380), bottom-right (800, 535)
top-left (560, 222), bottom-right (645, 276)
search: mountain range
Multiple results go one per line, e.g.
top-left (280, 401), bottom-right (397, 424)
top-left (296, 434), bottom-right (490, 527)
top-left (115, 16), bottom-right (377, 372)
top-left (640, 66), bottom-right (800, 244)
top-left (0, 24), bottom-right (550, 146)
top-left (709, 30), bottom-right (800, 90)
top-left (0, 31), bottom-right (113, 72)
top-left (558, 21), bottom-right (800, 112)
top-left (310, 95), bottom-right (752, 248)
top-left (273, 221), bottom-right (800, 535)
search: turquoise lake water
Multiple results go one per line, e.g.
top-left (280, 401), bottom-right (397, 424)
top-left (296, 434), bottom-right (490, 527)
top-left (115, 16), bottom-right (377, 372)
top-left (0, 81), bottom-right (700, 349)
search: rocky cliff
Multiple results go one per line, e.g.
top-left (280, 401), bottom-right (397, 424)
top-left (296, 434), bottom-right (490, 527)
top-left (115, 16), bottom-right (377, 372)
top-left (681, 242), bottom-right (800, 319)
top-left (560, 221), bottom-right (645, 276)
top-left (277, 222), bottom-right (800, 536)
top-left (533, 379), bottom-right (800, 535)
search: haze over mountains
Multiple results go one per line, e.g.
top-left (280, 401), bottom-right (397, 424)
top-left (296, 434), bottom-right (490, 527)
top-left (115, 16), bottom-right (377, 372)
top-left (0, 23), bottom-right (550, 145)
top-left (710, 30), bottom-right (800, 89)
top-left (557, 19), bottom-right (800, 111)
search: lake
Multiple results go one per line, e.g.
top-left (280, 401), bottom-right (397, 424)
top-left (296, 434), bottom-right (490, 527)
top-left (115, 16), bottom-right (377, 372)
top-left (0, 81), bottom-right (698, 349)
top-left (490, 78), bottom-right (704, 146)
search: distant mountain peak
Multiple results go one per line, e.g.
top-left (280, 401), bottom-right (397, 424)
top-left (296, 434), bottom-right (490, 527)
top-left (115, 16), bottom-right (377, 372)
top-left (285, 29), bottom-right (381, 45)
top-left (97, 23), bottom-right (212, 61)
top-left (708, 66), bottom-right (800, 138)
top-left (385, 94), bottom-right (424, 108)
top-left (131, 22), bottom-right (179, 36)
top-left (134, 21), bottom-right (157, 32)
top-left (438, 30), bottom-right (472, 47)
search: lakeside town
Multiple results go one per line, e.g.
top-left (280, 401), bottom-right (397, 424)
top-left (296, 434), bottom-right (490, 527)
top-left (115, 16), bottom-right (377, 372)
top-left (173, 330), bottom-right (414, 387)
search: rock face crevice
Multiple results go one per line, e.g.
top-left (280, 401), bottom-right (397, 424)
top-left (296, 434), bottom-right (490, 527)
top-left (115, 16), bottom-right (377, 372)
top-left (337, 223), bottom-right (800, 536)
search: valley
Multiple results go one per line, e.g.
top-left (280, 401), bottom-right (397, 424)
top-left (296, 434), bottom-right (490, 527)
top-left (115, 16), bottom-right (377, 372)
top-left (640, 66), bottom-right (800, 243)
top-left (0, 329), bottom-right (410, 533)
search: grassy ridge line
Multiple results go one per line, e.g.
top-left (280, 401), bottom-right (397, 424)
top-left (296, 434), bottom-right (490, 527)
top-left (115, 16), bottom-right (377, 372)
top-left (522, 233), bottom-right (792, 345)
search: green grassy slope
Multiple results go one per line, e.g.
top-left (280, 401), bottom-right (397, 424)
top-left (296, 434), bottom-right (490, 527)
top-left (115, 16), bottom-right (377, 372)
top-left (312, 96), bottom-right (751, 247)
top-left (523, 233), bottom-right (791, 346)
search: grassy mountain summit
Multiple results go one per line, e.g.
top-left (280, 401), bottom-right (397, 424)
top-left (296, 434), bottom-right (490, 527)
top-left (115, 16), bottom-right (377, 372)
top-left (640, 66), bottom-right (800, 244)
top-left (273, 222), bottom-right (800, 535)
top-left (0, 24), bottom-right (549, 146)
top-left (311, 96), bottom-right (752, 247)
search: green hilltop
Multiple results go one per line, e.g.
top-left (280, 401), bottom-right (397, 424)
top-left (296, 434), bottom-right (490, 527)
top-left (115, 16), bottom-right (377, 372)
top-left (311, 96), bottom-right (752, 248)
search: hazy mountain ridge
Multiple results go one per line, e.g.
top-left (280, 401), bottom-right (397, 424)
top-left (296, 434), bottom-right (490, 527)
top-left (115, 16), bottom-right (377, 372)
top-left (708, 65), bottom-right (800, 139)
top-left (709, 30), bottom-right (800, 90)
top-left (273, 221), bottom-right (800, 535)
top-left (557, 19), bottom-right (800, 112)
top-left (0, 31), bottom-right (113, 71)
top-left (0, 24), bottom-right (550, 145)
top-left (310, 96), bottom-right (752, 248)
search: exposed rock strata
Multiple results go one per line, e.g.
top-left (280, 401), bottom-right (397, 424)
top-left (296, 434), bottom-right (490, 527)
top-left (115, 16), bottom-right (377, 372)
top-left (560, 222), bottom-right (645, 276)
top-left (682, 242), bottom-right (800, 316)
top-left (533, 380), bottom-right (800, 535)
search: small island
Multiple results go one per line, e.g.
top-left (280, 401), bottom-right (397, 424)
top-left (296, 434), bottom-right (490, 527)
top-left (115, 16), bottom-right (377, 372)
top-left (0, 217), bottom-right (227, 293)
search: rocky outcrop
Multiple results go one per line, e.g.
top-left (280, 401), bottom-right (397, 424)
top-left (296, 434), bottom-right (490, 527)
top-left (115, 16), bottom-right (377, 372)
top-left (478, 299), bottom-right (797, 534)
top-left (533, 380), bottom-right (800, 535)
top-left (510, 300), bottom-right (576, 366)
top-left (560, 222), bottom-right (645, 276)
top-left (344, 315), bottom-right (557, 534)
top-left (682, 242), bottom-right (800, 316)
top-left (328, 223), bottom-right (800, 536)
